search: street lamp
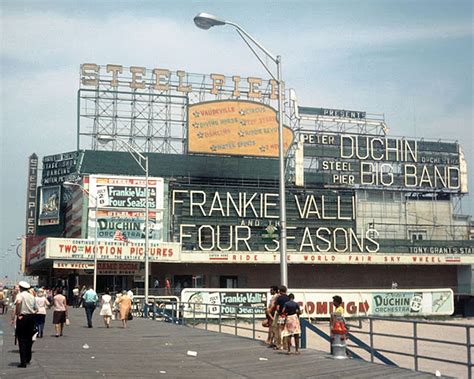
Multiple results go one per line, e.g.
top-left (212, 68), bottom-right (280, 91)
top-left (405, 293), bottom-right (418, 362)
top-left (194, 12), bottom-right (288, 286)
top-left (63, 181), bottom-right (99, 292)
top-left (97, 135), bottom-right (151, 302)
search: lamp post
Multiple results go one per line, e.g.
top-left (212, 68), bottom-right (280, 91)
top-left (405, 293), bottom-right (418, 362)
top-left (194, 12), bottom-right (288, 286)
top-left (96, 136), bottom-right (151, 302)
top-left (64, 181), bottom-right (99, 292)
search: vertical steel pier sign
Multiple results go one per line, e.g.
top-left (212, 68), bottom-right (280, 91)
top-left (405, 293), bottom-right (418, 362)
top-left (25, 153), bottom-right (38, 235)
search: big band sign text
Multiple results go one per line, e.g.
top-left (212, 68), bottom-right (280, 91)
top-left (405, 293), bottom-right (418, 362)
top-left (301, 133), bottom-right (465, 193)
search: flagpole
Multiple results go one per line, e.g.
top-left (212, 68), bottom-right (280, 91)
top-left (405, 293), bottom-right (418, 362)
top-left (93, 199), bottom-right (98, 292)
top-left (144, 158), bottom-right (150, 303)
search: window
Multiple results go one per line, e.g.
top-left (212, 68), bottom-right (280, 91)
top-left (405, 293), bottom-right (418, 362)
top-left (409, 230), bottom-right (427, 242)
top-left (220, 276), bottom-right (238, 288)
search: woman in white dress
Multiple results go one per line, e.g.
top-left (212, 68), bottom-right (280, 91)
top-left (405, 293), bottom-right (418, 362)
top-left (99, 288), bottom-right (113, 328)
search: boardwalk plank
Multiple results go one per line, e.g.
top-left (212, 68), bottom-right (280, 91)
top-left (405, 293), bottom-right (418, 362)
top-left (0, 308), bottom-right (435, 378)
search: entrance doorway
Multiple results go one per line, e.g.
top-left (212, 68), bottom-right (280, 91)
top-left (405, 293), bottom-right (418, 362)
top-left (173, 275), bottom-right (193, 296)
top-left (220, 276), bottom-right (238, 288)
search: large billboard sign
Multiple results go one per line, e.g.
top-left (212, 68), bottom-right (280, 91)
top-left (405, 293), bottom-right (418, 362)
top-left (188, 100), bottom-right (294, 157)
top-left (171, 185), bottom-right (372, 254)
top-left (45, 238), bottom-right (181, 262)
top-left (301, 132), bottom-right (465, 193)
top-left (171, 184), bottom-right (474, 264)
top-left (180, 288), bottom-right (454, 318)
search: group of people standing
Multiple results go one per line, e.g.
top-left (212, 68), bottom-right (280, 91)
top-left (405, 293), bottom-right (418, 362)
top-left (265, 285), bottom-right (302, 355)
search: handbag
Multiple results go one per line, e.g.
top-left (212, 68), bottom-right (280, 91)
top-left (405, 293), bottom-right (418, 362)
top-left (277, 312), bottom-right (287, 326)
top-left (262, 319), bottom-right (270, 328)
top-left (127, 311), bottom-right (133, 321)
top-left (65, 318), bottom-right (70, 326)
top-left (331, 320), bottom-right (347, 335)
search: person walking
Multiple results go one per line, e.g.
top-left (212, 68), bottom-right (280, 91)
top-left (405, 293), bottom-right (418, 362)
top-left (34, 289), bottom-right (50, 338)
top-left (117, 290), bottom-right (132, 328)
top-left (72, 286), bottom-right (80, 308)
top-left (113, 292), bottom-right (122, 321)
top-left (281, 293), bottom-right (302, 355)
top-left (0, 288), bottom-right (6, 315)
top-left (164, 278), bottom-right (171, 296)
top-left (82, 286), bottom-right (98, 328)
top-left (52, 288), bottom-right (68, 337)
top-left (100, 288), bottom-right (113, 328)
top-left (265, 285), bottom-right (279, 346)
top-left (14, 281), bottom-right (37, 367)
top-left (78, 285), bottom-right (86, 307)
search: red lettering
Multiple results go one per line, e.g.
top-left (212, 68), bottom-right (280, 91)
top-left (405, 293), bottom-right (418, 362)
top-left (316, 302), bottom-right (328, 315)
top-left (347, 301), bottom-right (356, 314)
top-left (305, 302), bottom-right (315, 315)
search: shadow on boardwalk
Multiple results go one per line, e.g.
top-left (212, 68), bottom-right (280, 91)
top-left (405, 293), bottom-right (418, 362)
top-left (0, 308), bottom-right (434, 378)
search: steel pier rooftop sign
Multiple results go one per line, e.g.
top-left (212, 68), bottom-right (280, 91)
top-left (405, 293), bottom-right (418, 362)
top-left (81, 63), bottom-right (280, 100)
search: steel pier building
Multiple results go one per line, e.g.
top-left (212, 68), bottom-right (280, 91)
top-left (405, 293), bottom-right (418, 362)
top-left (23, 64), bottom-right (474, 311)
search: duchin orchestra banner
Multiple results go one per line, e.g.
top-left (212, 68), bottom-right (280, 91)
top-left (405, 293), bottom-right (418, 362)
top-left (180, 288), bottom-right (454, 319)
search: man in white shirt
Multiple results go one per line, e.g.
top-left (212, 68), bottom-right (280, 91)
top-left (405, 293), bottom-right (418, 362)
top-left (72, 287), bottom-right (80, 308)
top-left (15, 281), bottom-right (37, 367)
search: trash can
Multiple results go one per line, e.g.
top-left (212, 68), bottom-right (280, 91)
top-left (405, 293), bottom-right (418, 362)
top-left (330, 312), bottom-right (348, 359)
top-left (331, 334), bottom-right (347, 359)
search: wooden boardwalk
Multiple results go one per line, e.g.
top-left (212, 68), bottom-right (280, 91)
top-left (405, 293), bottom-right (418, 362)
top-left (0, 308), bottom-right (434, 378)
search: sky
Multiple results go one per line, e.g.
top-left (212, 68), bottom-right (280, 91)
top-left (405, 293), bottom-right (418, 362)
top-left (1, 0), bottom-right (473, 281)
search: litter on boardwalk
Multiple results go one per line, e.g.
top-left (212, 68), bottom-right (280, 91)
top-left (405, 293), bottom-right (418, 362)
top-left (259, 357), bottom-right (268, 361)
top-left (187, 350), bottom-right (198, 357)
top-left (82, 344), bottom-right (90, 349)
top-left (160, 371), bottom-right (167, 374)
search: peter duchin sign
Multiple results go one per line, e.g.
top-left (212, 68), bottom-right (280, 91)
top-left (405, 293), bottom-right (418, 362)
top-left (301, 132), bottom-right (467, 193)
top-left (188, 100), bottom-right (294, 158)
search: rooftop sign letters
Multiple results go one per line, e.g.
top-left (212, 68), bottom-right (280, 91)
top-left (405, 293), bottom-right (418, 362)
top-left (81, 64), bottom-right (279, 100)
top-left (172, 186), bottom-right (378, 254)
top-left (300, 107), bottom-right (367, 119)
top-left (188, 100), bottom-right (294, 158)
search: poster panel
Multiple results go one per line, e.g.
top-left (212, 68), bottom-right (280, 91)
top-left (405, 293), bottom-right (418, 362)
top-left (188, 100), bottom-right (294, 157)
top-left (180, 288), bottom-right (454, 319)
top-left (28, 238), bottom-right (47, 265)
top-left (89, 209), bottom-right (163, 241)
top-left (88, 175), bottom-right (164, 210)
top-left (181, 288), bottom-right (268, 318)
top-left (38, 186), bottom-right (61, 225)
